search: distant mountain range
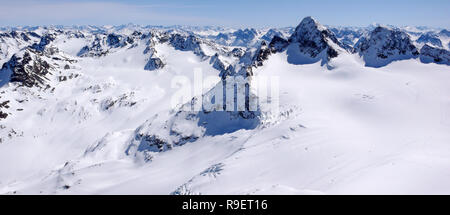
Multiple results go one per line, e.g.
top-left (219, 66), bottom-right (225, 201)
top-left (0, 17), bottom-right (449, 195)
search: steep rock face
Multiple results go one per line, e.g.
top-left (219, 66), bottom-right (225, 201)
top-left (209, 53), bottom-right (228, 71)
top-left (268, 35), bottom-right (289, 52)
top-left (166, 33), bottom-right (242, 74)
top-left (144, 57), bottom-right (165, 71)
top-left (106, 33), bottom-right (123, 47)
top-left (78, 32), bottom-right (139, 57)
top-left (355, 26), bottom-right (419, 67)
top-left (240, 17), bottom-right (344, 70)
top-left (64, 30), bottom-right (85, 39)
top-left (124, 112), bottom-right (203, 162)
top-left (30, 34), bottom-right (56, 52)
top-left (252, 37), bottom-right (289, 67)
top-left (169, 34), bottom-right (206, 57)
top-left (1, 30), bottom-right (42, 65)
top-left (106, 33), bottom-right (135, 48)
top-left (416, 32), bottom-right (443, 48)
top-left (230, 47), bottom-right (245, 58)
top-left (0, 31), bottom-right (20, 39)
top-left (1, 51), bottom-right (52, 88)
top-left (0, 30), bottom-right (41, 41)
top-left (218, 35), bottom-right (289, 78)
top-left (142, 34), bottom-right (166, 71)
top-left (20, 32), bottom-right (31, 42)
top-left (77, 35), bottom-right (109, 57)
top-left (288, 16), bottom-right (344, 61)
top-left (420, 44), bottom-right (450, 65)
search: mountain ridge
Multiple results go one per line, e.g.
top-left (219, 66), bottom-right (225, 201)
top-left (0, 17), bottom-right (449, 195)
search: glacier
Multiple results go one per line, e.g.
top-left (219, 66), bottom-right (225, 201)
top-left (0, 17), bottom-right (450, 194)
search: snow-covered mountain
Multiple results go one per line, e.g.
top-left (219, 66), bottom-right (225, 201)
top-left (354, 26), bottom-right (420, 67)
top-left (1, 17), bottom-right (450, 194)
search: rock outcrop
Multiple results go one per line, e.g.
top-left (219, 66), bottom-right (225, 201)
top-left (1, 51), bottom-right (52, 88)
top-left (420, 44), bottom-right (450, 65)
top-left (288, 16), bottom-right (344, 61)
top-left (355, 26), bottom-right (419, 67)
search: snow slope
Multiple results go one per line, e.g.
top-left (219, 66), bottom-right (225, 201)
top-left (0, 18), bottom-right (450, 194)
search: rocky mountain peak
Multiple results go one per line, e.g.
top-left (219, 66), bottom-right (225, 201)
top-left (416, 32), bottom-right (443, 48)
top-left (30, 33), bottom-right (56, 53)
top-left (290, 16), bottom-right (325, 38)
top-left (1, 50), bottom-right (52, 88)
top-left (420, 44), bottom-right (450, 65)
top-left (288, 16), bottom-right (343, 60)
top-left (355, 26), bottom-right (419, 67)
top-left (169, 33), bottom-right (206, 58)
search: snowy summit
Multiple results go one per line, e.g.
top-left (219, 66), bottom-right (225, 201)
top-left (0, 16), bottom-right (450, 195)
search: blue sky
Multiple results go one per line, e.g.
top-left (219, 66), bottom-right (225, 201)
top-left (0, 0), bottom-right (449, 28)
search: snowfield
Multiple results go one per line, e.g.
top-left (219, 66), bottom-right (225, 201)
top-left (0, 17), bottom-right (450, 194)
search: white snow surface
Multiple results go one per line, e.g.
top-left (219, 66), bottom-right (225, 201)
top-left (0, 23), bottom-right (450, 195)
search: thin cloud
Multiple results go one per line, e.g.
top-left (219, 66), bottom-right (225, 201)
top-left (0, 1), bottom-right (222, 26)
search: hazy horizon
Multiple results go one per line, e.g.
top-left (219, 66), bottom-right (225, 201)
top-left (0, 0), bottom-right (449, 28)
